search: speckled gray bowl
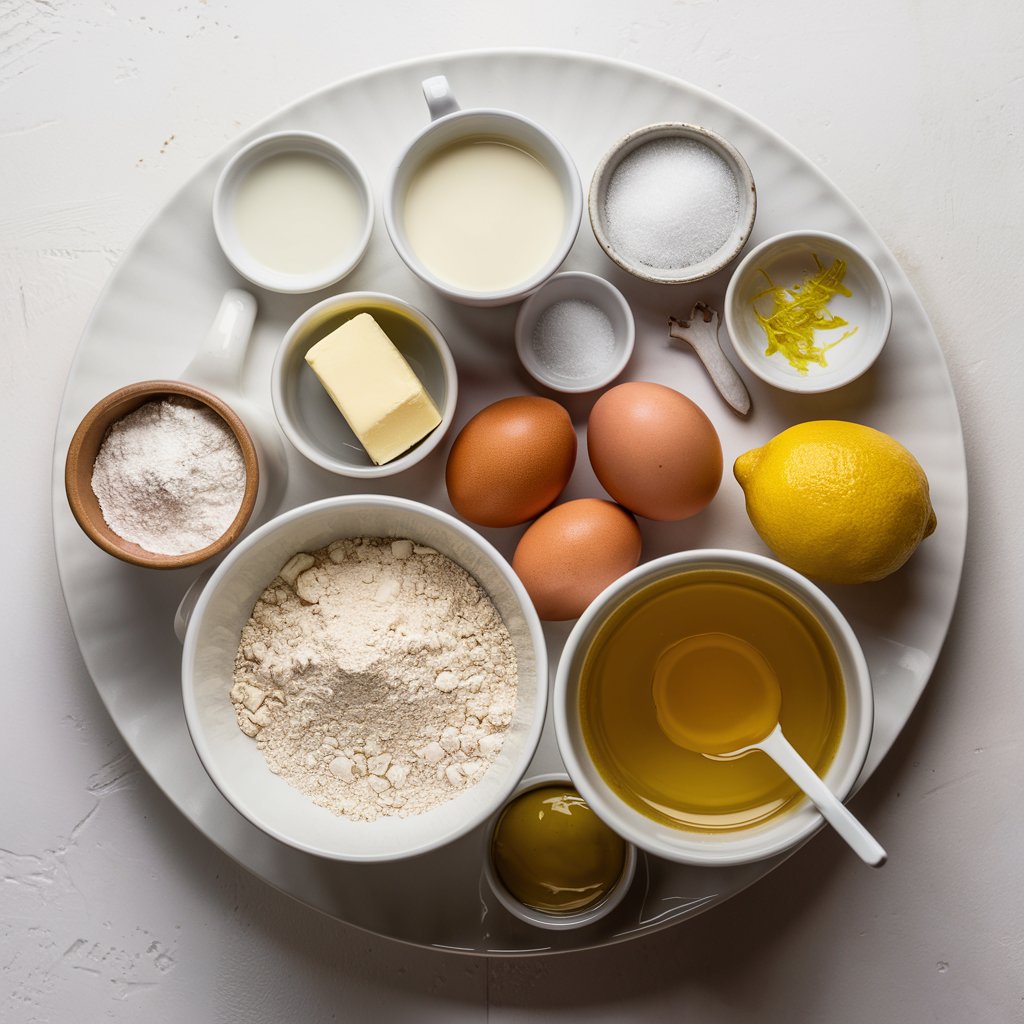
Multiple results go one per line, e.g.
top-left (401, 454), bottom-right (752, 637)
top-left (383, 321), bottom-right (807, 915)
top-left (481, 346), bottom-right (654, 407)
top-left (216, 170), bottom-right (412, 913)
top-left (589, 122), bottom-right (757, 285)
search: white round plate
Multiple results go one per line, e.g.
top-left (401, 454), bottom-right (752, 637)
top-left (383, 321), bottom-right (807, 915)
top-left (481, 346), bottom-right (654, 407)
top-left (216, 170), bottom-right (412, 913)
top-left (51, 49), bottom-right (967, 957)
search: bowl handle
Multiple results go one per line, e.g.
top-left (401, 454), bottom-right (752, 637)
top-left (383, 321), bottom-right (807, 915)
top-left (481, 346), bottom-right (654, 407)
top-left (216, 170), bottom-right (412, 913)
top-left (178, 288), bottom-right (291, 525)
top-left (180, 289), bottom-right (257, 393)
top-left (422, 75), bottom-right (460, 120)
top-left (174, 568), bottom-right (214, 643)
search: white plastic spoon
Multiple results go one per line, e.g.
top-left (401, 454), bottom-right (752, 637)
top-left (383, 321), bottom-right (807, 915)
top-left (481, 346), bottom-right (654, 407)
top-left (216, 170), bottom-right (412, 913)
top-left (652, 632), bottom-right (886, 867)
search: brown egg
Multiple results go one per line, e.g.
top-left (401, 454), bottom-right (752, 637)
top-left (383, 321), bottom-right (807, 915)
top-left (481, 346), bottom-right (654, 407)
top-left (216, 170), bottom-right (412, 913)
top-left (446, 397), bottom-right (577, 527)
top-left (587, 382), bottom-right (722, 521)
top-left (512, 499), bottom-right (642, 620)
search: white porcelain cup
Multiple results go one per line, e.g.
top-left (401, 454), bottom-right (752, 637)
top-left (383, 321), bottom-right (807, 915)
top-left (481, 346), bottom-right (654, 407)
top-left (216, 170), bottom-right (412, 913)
top-left (213, 131), bottom-right (374, 294)
top-left (383, 76), bottom-right (583, 307)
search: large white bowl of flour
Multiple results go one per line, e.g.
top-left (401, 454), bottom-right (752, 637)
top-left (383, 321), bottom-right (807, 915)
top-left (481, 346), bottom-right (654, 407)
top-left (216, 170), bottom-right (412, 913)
top-left (181, 495), bottom-right (547, 862)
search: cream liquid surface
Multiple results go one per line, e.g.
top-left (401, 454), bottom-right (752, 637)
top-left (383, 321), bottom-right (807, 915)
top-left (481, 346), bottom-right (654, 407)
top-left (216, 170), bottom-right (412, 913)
top-left (402, 140), bottom-right (565, 293)
top-left (233, 152), bottom-right (364, 275)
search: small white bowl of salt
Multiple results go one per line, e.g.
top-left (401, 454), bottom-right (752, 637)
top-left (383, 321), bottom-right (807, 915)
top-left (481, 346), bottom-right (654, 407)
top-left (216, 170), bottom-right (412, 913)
top-left (514, 271), bottom-right (635, 394)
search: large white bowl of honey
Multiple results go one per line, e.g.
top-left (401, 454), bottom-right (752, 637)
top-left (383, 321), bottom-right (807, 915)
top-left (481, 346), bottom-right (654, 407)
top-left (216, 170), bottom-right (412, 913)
top-left (554, 550), bottom-right (873, 866)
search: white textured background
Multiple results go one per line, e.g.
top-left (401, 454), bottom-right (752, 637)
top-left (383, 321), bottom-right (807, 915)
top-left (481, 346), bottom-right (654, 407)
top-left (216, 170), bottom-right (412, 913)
top-left (3, 1), bottom-right (1023, 1021)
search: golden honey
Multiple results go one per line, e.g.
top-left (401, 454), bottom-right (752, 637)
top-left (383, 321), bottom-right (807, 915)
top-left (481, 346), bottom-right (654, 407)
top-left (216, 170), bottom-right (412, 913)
top-left (491, 785), bottom-right (627, 914)
top-left (579, 569), bottom-right (845, 831)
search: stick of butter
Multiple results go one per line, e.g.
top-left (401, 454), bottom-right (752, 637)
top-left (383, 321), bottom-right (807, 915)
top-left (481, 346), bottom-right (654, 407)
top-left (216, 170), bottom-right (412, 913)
top-left (305, 312), bottom-right (442, 465)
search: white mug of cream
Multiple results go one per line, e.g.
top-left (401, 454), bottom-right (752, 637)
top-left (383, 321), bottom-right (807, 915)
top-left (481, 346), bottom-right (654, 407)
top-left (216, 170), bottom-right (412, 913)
top-left (384, 76), bottom-right (583, 307)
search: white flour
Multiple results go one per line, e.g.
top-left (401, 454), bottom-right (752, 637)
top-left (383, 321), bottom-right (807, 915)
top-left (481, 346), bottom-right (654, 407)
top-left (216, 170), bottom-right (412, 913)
top-left (230, 537), bottom-right (519, 821)
top-left (91, 397), bottom-right (245, 555)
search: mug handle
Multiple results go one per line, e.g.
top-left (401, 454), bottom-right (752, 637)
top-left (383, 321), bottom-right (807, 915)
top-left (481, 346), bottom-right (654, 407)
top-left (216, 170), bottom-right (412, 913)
top-left (174, 567), bottom-right (214, 643)
top-left (180, 289), bottom-right (258, 393)
top-left (422, 75), bottom-right (460, 120)
top-left (179, 287), bottom-right (291, 529)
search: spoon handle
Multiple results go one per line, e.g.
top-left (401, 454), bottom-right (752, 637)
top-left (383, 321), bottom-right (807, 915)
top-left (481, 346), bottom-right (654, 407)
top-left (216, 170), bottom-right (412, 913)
top-left (758, 726), bottom-right (887, 867)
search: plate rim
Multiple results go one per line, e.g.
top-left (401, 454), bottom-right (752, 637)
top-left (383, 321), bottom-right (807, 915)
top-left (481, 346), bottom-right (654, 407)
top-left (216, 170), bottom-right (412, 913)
top-left (50, 45), bottom-right (969, 957)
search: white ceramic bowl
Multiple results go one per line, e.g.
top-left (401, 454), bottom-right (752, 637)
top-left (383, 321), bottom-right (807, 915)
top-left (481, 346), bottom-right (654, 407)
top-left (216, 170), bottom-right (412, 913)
top-left (213, 131), bottom-right (374, 294)
top-left (554, 549), bottom-right (873, 867)
top-left (514, 272), bottom-right (635, 394)
top-left (181, 495), bottom-right (548, 863)
top-left (384, 76), bottom-right (583, 307)
top-left (724, 230), bottom-right (892, 393)
top-left (271, 292), bottom-right (457, 478)
top-left (482, 772), bottom-right (638, 931)
top-left (589, 122), bottom-right (757, 285)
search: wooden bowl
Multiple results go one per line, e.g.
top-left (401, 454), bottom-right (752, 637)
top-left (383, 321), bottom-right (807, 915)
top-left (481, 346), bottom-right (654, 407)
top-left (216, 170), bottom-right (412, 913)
top-left (64, 380), bottom-right (260, 569)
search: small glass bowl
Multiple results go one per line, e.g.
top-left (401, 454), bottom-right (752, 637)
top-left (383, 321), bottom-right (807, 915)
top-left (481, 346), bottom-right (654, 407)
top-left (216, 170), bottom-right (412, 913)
top-left (514, 272), bottom-right (635, 394)
top-left (482, 772), bottom-right (637, 931)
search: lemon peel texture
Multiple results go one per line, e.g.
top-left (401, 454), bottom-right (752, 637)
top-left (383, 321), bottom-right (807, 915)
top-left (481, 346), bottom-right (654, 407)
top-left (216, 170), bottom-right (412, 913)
top-left (734, 420), bottom-right (937, 584)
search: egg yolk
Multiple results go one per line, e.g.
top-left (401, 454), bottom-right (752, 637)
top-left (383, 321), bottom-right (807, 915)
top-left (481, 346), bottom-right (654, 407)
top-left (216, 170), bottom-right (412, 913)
top-left (491, 785), bottom-right (627, 914)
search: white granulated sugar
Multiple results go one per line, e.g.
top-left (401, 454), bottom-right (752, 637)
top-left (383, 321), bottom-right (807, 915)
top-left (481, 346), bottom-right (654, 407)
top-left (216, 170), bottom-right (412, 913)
top-left (531, 299), bottom-right (616, 380)
top-left (91, 397), bottom-right (245, 555)
top-left (230, 537), bottom-right (519, 822)
top-left (603, 137), bottom-right (741, 270)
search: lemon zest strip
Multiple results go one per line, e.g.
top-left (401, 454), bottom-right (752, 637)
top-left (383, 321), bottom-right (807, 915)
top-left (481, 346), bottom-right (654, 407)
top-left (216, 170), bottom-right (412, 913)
top-left (751, 255), bottom-right (859, 375)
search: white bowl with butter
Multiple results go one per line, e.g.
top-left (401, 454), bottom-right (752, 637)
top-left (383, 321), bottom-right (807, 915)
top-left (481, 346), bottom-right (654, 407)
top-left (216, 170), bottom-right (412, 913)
top-left (384, 76), bottom-right (583, 307)
top-left (213, 131), bottom-right (374, 294)
top-left (271, 292), bottom-right (458, 478)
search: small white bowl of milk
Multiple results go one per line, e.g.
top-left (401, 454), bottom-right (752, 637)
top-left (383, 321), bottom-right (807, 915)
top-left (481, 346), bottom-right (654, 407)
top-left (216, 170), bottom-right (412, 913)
top-left (214, 131), bottom-right (374, 294)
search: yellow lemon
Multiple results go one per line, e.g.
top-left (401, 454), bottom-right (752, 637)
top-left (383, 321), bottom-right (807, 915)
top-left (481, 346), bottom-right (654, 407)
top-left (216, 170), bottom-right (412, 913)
top-left (734, 420), bottom-right (937, 584)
